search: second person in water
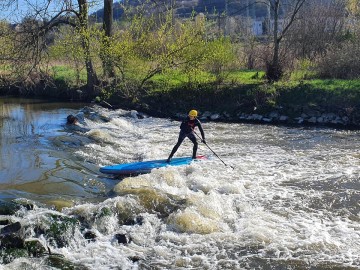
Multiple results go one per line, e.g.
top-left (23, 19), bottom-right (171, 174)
top-left (167, 109), bottom-right (206, 163)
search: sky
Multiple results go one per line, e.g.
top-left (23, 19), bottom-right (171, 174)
top-left (0, 0), bottom-right (30, 22)
top-left (0, 0), bottom-right (103, 23)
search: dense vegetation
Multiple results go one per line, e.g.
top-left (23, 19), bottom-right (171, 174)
top-left (1, 0), bottom-right (360, 125)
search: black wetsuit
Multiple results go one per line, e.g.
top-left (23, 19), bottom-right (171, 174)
top-left (168, 117), bottom-right (205, 160)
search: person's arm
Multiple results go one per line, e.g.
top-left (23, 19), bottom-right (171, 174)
top-left (196, 120), bottom-right (206, 143)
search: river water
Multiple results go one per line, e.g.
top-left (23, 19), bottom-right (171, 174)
top-left (1, 97), bottom-right (360, 269)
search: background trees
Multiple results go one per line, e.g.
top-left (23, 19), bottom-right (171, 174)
top-left (287, 0), bottom-right (346, 61)
top-left (260, 0), bottom-right (307, 82)
top-left (0, 0), bottom-right (359, 101)
top-left (0, 0), bottom-right (100, 96)
top-left (106, 10), bottom-right (231, 99)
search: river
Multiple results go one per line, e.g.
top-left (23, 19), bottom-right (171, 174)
top-left (0, 97), bottom-right (360, 269)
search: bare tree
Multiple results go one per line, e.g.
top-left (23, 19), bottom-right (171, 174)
top-left (260, 0), bottom-right (307, 81)
top-left (77, 0), bottom-right (99, 96)
top-left (5, 0), bottom-right (99, 97)
top-left (101, 0), bottom-right (115, 78)
top-left (286, 0), bottom-right (347, 61)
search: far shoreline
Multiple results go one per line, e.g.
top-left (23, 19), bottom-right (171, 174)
top-left (2, 93), bottom-right (360, 131)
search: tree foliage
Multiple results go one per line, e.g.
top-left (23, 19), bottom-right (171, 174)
top-left (347, 0), bottom-right (360, 16)
top-left (203, 37), bottom-right (235, 84)
top-left (0, 0), bottom-right (99, 97)
top-left (1, 0), bottom-right (360, 101)
top-left (106, 10), bottom-right (219, 99)
top-left (0, 21), bottom-right (14, 61)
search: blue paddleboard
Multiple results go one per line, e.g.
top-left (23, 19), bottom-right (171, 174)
top-left (99, 155), bottom-right (206, 175)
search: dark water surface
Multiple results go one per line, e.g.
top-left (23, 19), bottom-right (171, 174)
top-left (0, 98), bottom-right (113, 206)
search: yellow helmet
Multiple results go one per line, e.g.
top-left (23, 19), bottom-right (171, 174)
top-left (188, 110), bottom-right (198, 117)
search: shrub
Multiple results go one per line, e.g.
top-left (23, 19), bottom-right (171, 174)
top-left (316, 40), bottom-right (360, 79)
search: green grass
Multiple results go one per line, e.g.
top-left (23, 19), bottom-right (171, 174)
top-left (45, 64), bottom-right (360, 112)
top-left (289, 70), bottom-right (318, 81)
top-left (0, 64), bottom-right (11, 70)
top-left (149, 69), bottom-right (265, 92)
top-left (226, 70), bottom-right (266, 84)
top-left (51, 65), bottom-right (87, 86)
top-left (0, 64), bottom-right (12, 75)
top-left (274, 78), bottom-right (360, 109)
top-left (288, 59), bottom-right (318, 81)
top-left (304, 79), bottom-right (360, 92)
top-left (3, 60), bottom-right (360, 117)
top-left (151, 69), bottom-right (216, 87)
top-left (147, 69), bottom-right (360, 113)
top-left (274, 78), bottom-right (360, 94)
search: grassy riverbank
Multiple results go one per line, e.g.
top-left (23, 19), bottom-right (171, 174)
top-left (117, 70), bottom-right (360, 124)
top-left (2, 67), bottom-right (360, 126)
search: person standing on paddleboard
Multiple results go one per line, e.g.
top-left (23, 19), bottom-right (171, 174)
top-left (166, 109), bottom-right (206, 163)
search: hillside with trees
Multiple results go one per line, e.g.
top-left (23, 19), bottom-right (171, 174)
top-left (91, 0), bottom-right (335, 21)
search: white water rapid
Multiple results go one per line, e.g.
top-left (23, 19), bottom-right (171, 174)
top-left (1, 103), bottom-right (360, 270)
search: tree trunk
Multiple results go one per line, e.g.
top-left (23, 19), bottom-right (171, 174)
top-left (267, 0), bottom-right (282, 82)
top-left (78, 0), bottom-right (98, 97)
top-left (266, 0), bottom-right (307, 82)
top-left (103, 0), bottom-right (113, 37)
top-left (101, 0), bottom-right (115, 78)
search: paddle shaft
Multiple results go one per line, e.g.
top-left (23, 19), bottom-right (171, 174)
top-left (193, 131), bottom-right (233, 169)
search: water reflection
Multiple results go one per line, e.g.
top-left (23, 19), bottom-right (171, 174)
top-left (0, 98), bottom-right (108, 204)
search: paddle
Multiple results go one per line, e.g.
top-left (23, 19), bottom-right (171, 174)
top-left (193, 131), bottom-right (234, 169)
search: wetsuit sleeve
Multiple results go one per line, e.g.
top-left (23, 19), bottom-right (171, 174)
top-left (196, 120), bottom-right (205, 140)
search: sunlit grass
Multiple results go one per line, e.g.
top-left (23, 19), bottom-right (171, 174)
top-left (51, 65), bottom-right (87, 86)
top-left (226, 70), bottom-right (265, 84)
top-left (16, 62), bottom-right (360, 110)
top-left (273, 78), bottom-right (360, 110)
top-left (304, 79), bottom-right (360, 92)
top-left (151, 70), bottom-right (215, 86)
top-left (275, 79), bottom-right (360, 94)
top-left (149, 69), bottom-right (265, 91)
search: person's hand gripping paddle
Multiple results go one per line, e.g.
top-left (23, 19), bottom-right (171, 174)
top-left (194, 131), bottom-right (234, 169)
